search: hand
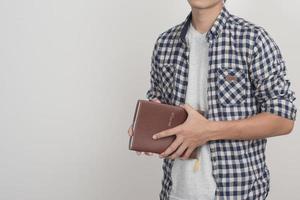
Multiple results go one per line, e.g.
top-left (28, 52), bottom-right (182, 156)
top-left (152, 103), bottom-right (213, 160)
top-left (128, 124), bottom-right (154, 156)
top-left (128, 98), bottom-right (161, 157)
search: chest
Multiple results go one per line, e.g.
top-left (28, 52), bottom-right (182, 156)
top-left (156, 36), bottom-right (254, 118)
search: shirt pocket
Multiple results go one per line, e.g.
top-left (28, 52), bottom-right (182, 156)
top-left (217, 66), bottom-right (247, 106)
top-left (158, 63), bottom-right (176, 101)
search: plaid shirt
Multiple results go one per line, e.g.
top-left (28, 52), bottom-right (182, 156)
top-left (146, 6), bottom-right (297, 200)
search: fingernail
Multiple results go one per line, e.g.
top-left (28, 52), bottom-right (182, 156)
top-left (152, 135), bottom-right (156, 139)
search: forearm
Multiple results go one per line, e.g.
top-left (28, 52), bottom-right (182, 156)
top-left (207, 112), bottom-right (295, 141)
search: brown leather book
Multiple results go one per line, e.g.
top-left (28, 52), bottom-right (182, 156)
top-left (129, 99), bottom-right (198, 159)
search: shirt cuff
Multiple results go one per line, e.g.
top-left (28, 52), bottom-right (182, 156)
top-left (145, 88), bottom-right (163, 101)
top-left (260, 97), bottom-right (297, 121)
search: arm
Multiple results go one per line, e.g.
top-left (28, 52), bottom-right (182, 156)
top-left (128, 35), bottom-right (164, 157)
top-left (209, 27), bottom-right (297, 140)
top-left (208, 112), bottom-right (294, 141)
top-left (153, 103), bottom-right (295, 159)
top-left (153, 28), bottom-right (297, 159)
top-left (145, 35), bottom-right (164, 102)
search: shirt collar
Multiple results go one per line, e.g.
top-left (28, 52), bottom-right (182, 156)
top-left (179, 5), bottom-right (230, 44)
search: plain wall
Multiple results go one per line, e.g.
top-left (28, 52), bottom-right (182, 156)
top-left (0, 0), bottom-right (299, 199)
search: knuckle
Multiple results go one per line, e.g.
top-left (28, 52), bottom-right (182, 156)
top-left (183, 151), bottom-right (191, 159)
top-left (176, 134), bottom-right (182, 139)
top-left (176, 135), bottom-right (184, 141)
top-left (186, 152), bottom-right (191, 158)
top-left (178, 126), bottom-right (184, 132)
top-left (182, 155), bottom-right (188, 160)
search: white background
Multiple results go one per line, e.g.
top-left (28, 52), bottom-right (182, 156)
top-left (0, 0), bottom-right (299, 199)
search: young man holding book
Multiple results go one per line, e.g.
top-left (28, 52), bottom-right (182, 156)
top-left (128, 0), bottom-right (297, 199)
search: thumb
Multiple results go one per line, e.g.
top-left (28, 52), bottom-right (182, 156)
top-left (179, 103), bottom-right (195, 114)
top-left (150, 98), bottom-right (161, 103)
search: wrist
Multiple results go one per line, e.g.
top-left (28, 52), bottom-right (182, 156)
top-left (206, 121), bottom-right (223, 141)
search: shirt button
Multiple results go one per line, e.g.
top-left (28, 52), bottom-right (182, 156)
top-left (211, 156), bottom-right (216, 162)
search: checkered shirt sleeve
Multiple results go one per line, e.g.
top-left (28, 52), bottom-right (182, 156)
top-left (145, 36), bottom-right (164, 102)
top-left (249, 27), bottom-right (297, 121)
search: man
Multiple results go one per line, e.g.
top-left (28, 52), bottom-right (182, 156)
top-left (128, 0), bottom-right (297, 199)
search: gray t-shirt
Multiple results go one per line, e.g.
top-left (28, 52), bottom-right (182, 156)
top-left (169, 22), bottom-right (217, 200)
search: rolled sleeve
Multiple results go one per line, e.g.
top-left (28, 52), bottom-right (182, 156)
top-left (145, 36), bottom-right (164, 102)
top-left (249, 27), bottom-right (297, 121)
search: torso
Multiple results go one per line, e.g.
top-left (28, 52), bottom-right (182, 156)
top-left (169, 22), bottom-right (216, 200)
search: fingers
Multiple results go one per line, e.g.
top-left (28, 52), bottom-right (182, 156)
top-left (144, 152), bottom-right (153, 156)
top-left (169, 142), bottom-right (188, 160)
top-left (129, 124), bottom-right (154, 156)
top-left (130, 98), bottom-right (160, 157)
top-left (160, 136), bottom-right (184, 158)
top-left (128, 124), bottom-right (133, 136)
top-left (153, 125), bottom-right (182, 140)
top-left (136, 151), bottom-right (154, 156)
top-left (150, 98), bottom-right (161, 103)
top-left (181, 146), bottom-right (196, 160)
top-left (179, 103), bottom-right (195, 114)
